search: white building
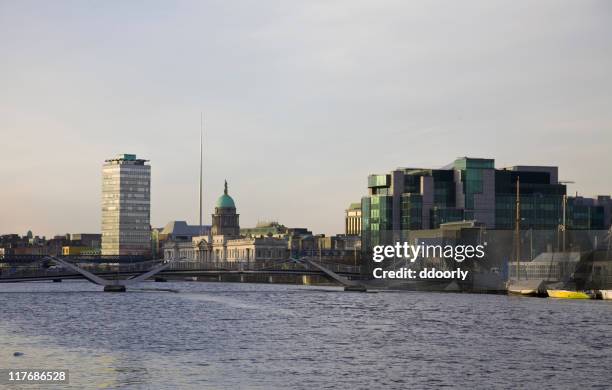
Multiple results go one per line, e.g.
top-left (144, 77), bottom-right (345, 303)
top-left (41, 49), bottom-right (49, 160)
top-left (163, 182), bottom-right (288, 262)
top-left (101, 154), bottom-right (151, 256)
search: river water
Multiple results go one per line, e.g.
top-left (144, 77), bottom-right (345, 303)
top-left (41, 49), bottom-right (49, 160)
top-left (0, 281), bottom-right (610, 389)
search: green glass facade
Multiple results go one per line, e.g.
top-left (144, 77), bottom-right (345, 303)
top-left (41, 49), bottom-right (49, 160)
top-left (494, 170), bottom-right (566, 229)
top-left (430, 207), bottom-right (464, 228)
top-left (454, 157), bottom-right (493, 210)
top-left (401, 194), bottom-right (422, 230)
top-left (567, 198), bottom-right (606, 230)
top-left (361, 157), bottom-right (609, 251)
top-left (362, 195), bottom-right (392, 248)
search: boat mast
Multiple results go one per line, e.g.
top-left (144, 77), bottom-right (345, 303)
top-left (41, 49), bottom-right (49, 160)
top-left (558, 180), bottom-right (574, 253)
top-left (562, 194), bottom-right (567, 252)
top-left (515, 176), bottom-right (520, 280)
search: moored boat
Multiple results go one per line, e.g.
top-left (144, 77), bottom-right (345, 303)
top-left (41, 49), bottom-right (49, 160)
top-left (598, 290), bottom-right (612, 300)
top-left (507, 280), bottom-right (548, 297)
top-left (547, 289), bottom-right (591, 299)
top-left (508, 288), bottom-right (539, 297)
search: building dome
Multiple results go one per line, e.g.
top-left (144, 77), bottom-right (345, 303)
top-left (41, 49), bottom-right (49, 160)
top-left (215, 180), bottom-right (236, 209)
top-left (211, 180), bottom-right (240, 237)
top-left (216, 194), bottom-right (235, 209)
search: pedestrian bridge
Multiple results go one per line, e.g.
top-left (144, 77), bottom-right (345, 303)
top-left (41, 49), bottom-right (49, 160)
top-left (0, 256), bottom-right (365, 291)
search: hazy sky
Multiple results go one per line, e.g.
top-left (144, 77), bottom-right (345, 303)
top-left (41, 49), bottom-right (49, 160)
top-left (1, 0), bottom-right (611, 237)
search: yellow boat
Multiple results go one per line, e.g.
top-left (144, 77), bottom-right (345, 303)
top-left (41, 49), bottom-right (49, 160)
top-left (547, 289), bottom-right (591, 299)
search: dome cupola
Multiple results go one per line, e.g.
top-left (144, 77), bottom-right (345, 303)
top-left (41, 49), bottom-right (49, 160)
top-left (216, 180), bottom-right (236, 209)
top-left (211, 180), bottom-right (240, 237)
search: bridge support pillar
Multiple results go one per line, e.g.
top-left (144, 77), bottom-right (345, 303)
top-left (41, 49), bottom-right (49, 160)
top-left (344, 285), bottom-right (367, 292)
top-left (104, 285), bottom-right (127, 292)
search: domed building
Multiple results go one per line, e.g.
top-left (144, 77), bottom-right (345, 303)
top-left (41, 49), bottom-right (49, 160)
top-left (211, 181), bottom-right (240, 237)
top-left (164, 180), bottom-right (288, 263)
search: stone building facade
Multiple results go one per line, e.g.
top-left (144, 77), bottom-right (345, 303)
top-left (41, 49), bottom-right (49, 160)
top-left (163, 182), bottom-right (287, 263)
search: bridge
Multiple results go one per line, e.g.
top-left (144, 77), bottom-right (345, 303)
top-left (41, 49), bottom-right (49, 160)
top-left (0, 255), bottom-right (366, 292)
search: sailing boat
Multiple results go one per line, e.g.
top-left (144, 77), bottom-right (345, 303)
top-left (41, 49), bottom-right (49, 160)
top-left (507, 177), bottom-right (545, 296)
top-left (545, 195), bottom-right (594, 299)
top-left (596, 228), bottom-right (612, 300)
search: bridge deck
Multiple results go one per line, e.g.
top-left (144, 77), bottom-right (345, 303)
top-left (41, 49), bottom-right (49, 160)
top-left (0, 258), bottom-right (361, 285)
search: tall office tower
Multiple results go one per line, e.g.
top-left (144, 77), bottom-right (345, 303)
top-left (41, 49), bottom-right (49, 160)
top-left (101, 154), bottom-right (151, 256)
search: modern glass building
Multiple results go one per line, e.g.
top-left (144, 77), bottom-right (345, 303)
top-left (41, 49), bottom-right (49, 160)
top-left (361, 157), bottom-right (610, 250)
top-left (101, 154), bottom-right (151, 256)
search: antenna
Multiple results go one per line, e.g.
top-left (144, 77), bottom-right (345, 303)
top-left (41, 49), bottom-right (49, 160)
top-left (199, 112), bottom-right (204, 236)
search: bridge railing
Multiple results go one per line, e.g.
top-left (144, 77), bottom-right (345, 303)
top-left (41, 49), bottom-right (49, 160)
top-left (0, 254), bottom-right (151, 264)
top-left (166, 260), bottom-right (361, 274)
top-left (0, 259), bottom-right (361, 280)
top-left (0, 261), bottom-right (160, 279)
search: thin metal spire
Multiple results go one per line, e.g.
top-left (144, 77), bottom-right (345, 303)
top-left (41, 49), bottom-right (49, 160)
top-left (199, 112), bottom-right (203, 236)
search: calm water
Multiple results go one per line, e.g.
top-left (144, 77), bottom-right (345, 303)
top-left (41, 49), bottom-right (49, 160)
top-left (0, 281), bottom-right (611, 389)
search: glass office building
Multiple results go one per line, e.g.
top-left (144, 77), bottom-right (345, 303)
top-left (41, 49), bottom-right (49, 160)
top-left (101, 154), bottom-right (151, 256)
top-left (361, 157), bottom-right (609, 250)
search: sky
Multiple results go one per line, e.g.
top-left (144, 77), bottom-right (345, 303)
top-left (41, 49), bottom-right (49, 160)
top-left (1, 0), bottom-right (611, 238)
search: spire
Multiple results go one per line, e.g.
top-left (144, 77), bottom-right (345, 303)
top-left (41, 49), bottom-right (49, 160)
top-left (199, 112), bottom-right (203, 235)
top-left (224, 180), bottom-right (228, 195)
